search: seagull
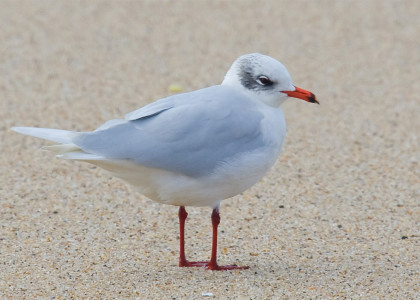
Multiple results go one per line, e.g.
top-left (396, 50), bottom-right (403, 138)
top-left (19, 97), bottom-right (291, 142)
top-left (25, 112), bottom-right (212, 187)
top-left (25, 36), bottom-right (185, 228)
top-left (12, 53), bottom-right (318, 270)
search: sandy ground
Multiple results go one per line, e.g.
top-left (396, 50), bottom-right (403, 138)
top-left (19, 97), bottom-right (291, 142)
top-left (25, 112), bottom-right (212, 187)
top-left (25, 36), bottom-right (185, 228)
top-left (1, 1), bottom-right (419, 299)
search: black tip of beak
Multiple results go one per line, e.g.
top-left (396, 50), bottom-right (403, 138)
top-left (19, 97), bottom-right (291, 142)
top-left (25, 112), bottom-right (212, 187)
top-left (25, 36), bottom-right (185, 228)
top-left (309, 93), bottom-right (319, 104)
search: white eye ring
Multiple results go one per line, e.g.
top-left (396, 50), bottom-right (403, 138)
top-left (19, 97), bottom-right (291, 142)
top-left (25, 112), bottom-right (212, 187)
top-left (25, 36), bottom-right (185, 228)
top-left (257, 75), bottom-right (272, 86)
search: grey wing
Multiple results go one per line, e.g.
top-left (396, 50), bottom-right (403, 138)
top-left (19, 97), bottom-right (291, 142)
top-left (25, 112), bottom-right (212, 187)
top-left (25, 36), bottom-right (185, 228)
top-left (124, 95), bottom-right (175, 121)
top-left (73, 86), bottom-right (265, 177)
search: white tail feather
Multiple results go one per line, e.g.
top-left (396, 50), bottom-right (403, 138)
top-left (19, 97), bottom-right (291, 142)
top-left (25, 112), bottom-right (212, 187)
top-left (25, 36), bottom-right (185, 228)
top-left (11, 127), bottom-right (78, 144)
top-left (42, 144), bottom-right (81, 154)
top-left (59, 152), bottom-right (106, 160)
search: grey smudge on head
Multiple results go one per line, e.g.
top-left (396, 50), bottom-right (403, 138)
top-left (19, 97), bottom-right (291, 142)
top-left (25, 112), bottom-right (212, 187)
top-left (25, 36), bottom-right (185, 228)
top-left (238, 56), bottom-right (275, 92)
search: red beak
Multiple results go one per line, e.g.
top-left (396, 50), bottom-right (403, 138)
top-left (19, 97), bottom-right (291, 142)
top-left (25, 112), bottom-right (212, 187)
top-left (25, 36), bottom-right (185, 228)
top-left (282, 86), bottom-right (319, 104)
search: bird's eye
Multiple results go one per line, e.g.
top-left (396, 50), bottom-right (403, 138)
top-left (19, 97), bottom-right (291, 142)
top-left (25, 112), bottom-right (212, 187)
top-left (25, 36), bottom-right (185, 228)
top-left (257, 76), bottom-right (273, 86)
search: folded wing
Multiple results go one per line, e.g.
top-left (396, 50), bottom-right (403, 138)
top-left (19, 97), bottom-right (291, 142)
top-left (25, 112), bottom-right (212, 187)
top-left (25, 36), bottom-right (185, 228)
top-left (73, 86), bottom-right (265, 177)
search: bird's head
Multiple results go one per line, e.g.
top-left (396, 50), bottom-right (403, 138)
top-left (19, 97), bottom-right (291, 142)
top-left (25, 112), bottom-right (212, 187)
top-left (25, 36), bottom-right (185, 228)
top-left (222, 53), bottom-right (318, 107)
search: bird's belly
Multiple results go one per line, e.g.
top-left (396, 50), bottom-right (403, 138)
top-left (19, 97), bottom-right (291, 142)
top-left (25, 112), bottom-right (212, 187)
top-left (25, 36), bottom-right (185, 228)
top-left (90, 145), bottom-right (281, 208)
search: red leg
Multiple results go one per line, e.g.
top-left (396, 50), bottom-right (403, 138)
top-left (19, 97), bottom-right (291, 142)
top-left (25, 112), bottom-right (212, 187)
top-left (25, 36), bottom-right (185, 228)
top-left (206, 207), bottom-right (249, 270)
top-left (178, 206), bottom-right (188, 266)
top-left (178, 206), bottom-right (207, 267)
top-left (177, 206), bottom-right (248, 270)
